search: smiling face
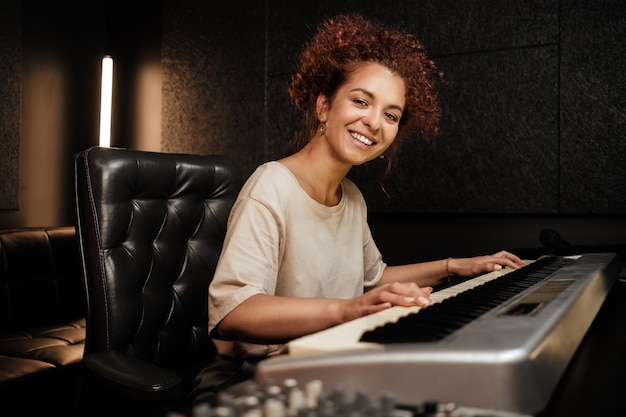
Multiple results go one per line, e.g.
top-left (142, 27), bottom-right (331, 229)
top-left (316, 62), bottom-right (406, 166)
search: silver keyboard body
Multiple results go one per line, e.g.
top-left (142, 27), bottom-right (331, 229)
top-left (256, 253), bottom-right (621, 416)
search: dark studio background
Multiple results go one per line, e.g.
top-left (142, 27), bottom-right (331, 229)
top-left (1, 0), bottom-right (625, 263)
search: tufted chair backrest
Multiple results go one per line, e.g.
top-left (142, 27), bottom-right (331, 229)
top-left (74, 146), bottom-right (242, 380)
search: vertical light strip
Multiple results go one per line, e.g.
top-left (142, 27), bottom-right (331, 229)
top-left (99, 56), bottom-right (113, 147)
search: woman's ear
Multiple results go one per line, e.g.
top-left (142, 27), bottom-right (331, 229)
top-left (316, 94), bottom-right (329, 122)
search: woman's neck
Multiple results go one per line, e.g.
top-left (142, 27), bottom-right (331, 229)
top-left (279, 140), bottom-right (350, 206)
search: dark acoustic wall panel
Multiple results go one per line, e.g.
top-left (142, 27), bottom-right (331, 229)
top-left (560, 0), bottom-right (626, 214)
top-left (0, 1), bottom-right (21, 210)
top-left (161, 0), bottom-right (266, 179)
top-left (366, 47), bottom-right (560, 214)
top-left (265, 0), bottom-right (563, 214)
top-left (379, 1), bottom-right (560, 214)
top-left (161, 0), bottom-right (625, 215)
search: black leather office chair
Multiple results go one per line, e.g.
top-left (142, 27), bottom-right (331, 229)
top-left (73, 146), bottom-right (243, 416)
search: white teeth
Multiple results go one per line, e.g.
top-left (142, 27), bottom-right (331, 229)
top-left (350, 132), bottom-right (373, 146)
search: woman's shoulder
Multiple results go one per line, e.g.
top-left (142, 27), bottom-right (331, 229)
top-left (247, 161), bottom-right (294, 185)
top-left (241, 161), bottom-right (298, 198)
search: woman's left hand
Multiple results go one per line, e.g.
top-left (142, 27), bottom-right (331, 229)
top-left (447, 250), bottom-right (525, 277)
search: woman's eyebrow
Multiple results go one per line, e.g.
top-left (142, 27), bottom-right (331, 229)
top-left (349, 88), bottom-right (404, 112)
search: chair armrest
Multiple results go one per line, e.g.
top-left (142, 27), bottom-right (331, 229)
top-left (82, 351), bottom-right (182, 402)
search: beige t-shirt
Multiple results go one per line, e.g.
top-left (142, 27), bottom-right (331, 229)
top-left (209, 162), bottom-right (386, 359)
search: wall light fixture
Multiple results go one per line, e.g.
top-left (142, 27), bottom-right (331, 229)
top-left (99, 56), bottom-right (113, 147)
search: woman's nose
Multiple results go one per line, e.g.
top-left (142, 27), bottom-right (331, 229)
top-left (362, 111), bottom-right (381, 131)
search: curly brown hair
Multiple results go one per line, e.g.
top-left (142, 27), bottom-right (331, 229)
top-left (289, 13), bottom-right (444, 175)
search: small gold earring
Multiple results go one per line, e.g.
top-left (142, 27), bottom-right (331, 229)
top-left (318, 122), bottom-right (326, 133)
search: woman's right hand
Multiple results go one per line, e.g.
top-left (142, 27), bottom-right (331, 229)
top-left (340, 281), bottom-right (433, 323)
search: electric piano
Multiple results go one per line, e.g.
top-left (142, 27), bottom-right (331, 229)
top-left (256, 253), bottom-right (621, 416)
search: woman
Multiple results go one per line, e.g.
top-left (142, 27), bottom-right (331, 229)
top-left (190, 13), bottom-right (523, 405)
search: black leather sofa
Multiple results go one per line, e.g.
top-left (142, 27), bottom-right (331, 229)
top-left (0, 226), bottom-right (85, 414)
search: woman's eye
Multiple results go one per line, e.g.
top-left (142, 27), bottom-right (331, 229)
top-left (353, 98), bottom-right (368, 106)
top-left (385, 113), bottom-right (399, 122)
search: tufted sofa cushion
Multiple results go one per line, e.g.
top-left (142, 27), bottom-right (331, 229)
top-left (0, 318), bottom-right (85, 382)
top-left (0, 227), bottom-right (85, 386)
